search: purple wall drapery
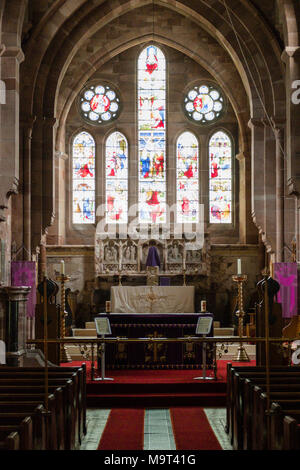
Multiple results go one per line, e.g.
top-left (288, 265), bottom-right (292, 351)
top-left (273, 262), bottom-right (297, 318)
top-left (11, 261), bottom-right (36, 318)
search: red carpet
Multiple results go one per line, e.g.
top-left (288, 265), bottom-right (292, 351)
top-left (170, 407), bottom-right (222, 450)
top-left (61, 359), bottom-right (255, 383)
top-left (97, 408), bottom-right (144, 450)
top-left (61, 360), bottom-right (255, 407)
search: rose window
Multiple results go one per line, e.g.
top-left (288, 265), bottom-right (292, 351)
top-left (79, 84), bottom-right (120, 124)
top-left (184, 84), bottom-right (224, 124)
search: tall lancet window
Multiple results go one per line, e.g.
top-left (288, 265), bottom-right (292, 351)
top-left (105, 131), bottom-right (128, 223)
top-left (72, 131), bottom-right (95, 224)
top-left (138, 45), bottom-right (166, 224)
top-left (209, 130), bottom-right (232, 223)
top-left (176, 132), bottom-right (199, 223)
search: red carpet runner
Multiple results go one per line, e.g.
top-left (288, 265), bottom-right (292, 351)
top-left (170, 408), bottom-right (222, 450)
top-left (98, 408), bottom-right (144, 450)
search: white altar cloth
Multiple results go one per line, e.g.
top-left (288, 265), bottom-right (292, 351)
top-left (111, 286), bottom-right (195, 313)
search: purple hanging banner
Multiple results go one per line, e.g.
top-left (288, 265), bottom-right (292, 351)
top-left (11, 261), bottom-right (36, 318)
top-left (273, 262), bottom-right (298, 318)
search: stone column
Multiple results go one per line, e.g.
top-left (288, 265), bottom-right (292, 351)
top-left (0, 286), bottom-right (31, 366)
top-left (22, 117), bottom-right (36, 260)
top-left (248, 119), bottom-right (265, 237)
top-left (281, 46), bottom-right (300, 262)
top-left (274, 125), bottom-right (285, 262)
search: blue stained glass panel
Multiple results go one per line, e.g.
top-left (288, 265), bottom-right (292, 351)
top-left (176, 132), bottom-right (199, 223)
top-left (72, 131), bottom-right (95, 224)
top-left (138, 46), bottom-right (166, 224)
top-left (106, 131), bottom-right (128, 223)
top-left (209, 131), bottom-right (232, 223)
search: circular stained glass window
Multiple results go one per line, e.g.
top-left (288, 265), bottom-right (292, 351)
top-left (184, 84), bottom-right (225, 125)
top-left (79, 83), bottom-right (121, 125)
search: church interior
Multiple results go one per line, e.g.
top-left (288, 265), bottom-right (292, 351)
top-left (0, 0), bottom-right (299, 452)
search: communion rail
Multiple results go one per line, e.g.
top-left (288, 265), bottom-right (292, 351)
top-left (27, 336), bottom-right (296, 381)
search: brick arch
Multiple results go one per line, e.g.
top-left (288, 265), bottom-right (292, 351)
top-left (25, 0), bottom-right (286, 250)
top-left (53, 34), bottom-right (250, 154)
top-left (25, 0), bottom-right (285, 122)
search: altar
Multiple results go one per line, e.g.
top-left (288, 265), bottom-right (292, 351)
top-left (96, 284), bottom-right (214, 369)
top-left (96, 312), bottom-right (214, 369)
top-left (111, 286), bottom-right (195, 314)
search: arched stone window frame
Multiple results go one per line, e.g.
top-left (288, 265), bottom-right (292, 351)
top-left (176, 130), bottom-right (200, 224)
top-left (207, 128), bottom-right (234, 226)
top-left (105, 130), bottom-right (129, 225)
top-left (137, 43), bottom-right (167, 226)
top-left (70, 129), bottom-right (96, 227)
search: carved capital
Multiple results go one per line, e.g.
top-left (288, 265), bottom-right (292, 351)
top-left (281, 46), bottom-right (300, 63)
top-left (20, 116), bottom-right (37, 138)
top-left (235, 152), bottom-right (246, 162)
top-left (43, 116), bottom-right (58, 129)
top-left (248, 118), bottom-right (265, 130)
top-left (2, 46), bottom-right (25, 64)
top-left (287, 177), bottom-right (300, 197)
top-left (55, 151), bottom-right (68, 161)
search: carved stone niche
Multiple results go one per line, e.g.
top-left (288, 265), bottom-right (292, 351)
top-left (121, 239), bottom-right (138, 271)
top-left (166, 239), bottom-right (184, 273)
top-left (139, 239), bottom-right (165, 271)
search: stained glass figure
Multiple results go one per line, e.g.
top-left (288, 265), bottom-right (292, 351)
top-left (184, 84), bottom-right (224, 124)
top-left (209, 131), bottom-right (232, 223)
top-left (138, 45), bottom-right (166, 223)
top-left (177, 132), bottom-right (199, 223)
top-left (106, 132), bottom-right (128, 223)
top-left (79, 84), bottom-right (120, 125)
top-left (72, 131), bottom-right (95, 223)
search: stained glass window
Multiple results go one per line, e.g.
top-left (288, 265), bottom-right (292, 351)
top-left (176, 132), bottom-right (199, 223)
top-left (138, 45), bottom-right (166, 224)
top-left (209, 131), bottom-right (232, 223)
top-left (105, 132), bottom-right (128, 223)
top-left (79, 84), bottom-right (120, 125)
top-left (72, 131), bottom-right (95, 224)
top-left (184, 84), bottom-right (224, 124)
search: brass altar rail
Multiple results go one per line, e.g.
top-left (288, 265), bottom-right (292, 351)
top-left (27, 336), bottom-right (297, 344)
top-left (27, 335), bottom-right (295, 385)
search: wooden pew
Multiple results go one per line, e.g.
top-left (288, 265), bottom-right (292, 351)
top-left (243, 378), bottom-right (300, 450)
top-left (0, 383), bottom-right (76, 450)
top-left (229, 367), bottom-right (300, 449)
top-left (0, 405), bottom-right (46, 450)
top-left (0, 432), bottom-right (20, 450)
top-left (0, 393), bottom-right (59, 450)
top-left (0, 377), bottom-right (78, 449)
top-left (0, 417), bottom-right (33, 450)
top-left (283, 414), bottom-right (300, 450)
top-left (0, 364), bottom-right (86, 442)
top-left (254, 390), bottom-right (300, 450)
top-left (226, 364), bottom-right (300, 441)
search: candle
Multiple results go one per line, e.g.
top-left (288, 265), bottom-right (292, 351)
top-left (237, 258), bottom-right (241, 275)
top-left (60, 260), bottom-right (65, 275)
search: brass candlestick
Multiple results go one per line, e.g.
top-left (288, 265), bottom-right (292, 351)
top-left (232, 274), bottom-right (250, 362)
top-left (56, 274), bottom-right (72, 363)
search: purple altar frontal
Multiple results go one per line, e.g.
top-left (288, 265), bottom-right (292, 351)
top-left (96, 313), bottom-right (214, 369)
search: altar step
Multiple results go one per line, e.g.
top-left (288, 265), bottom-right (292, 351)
top-left (86, 381), bottom-right (227, 407)
top-left (87, 392), bottom-right (227, 407)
